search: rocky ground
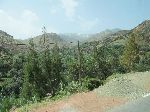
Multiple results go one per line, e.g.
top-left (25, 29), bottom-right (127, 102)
top-left (95, 71), bottom-right (150, 100)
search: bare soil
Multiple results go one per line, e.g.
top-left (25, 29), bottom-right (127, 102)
top-left (30, 92), bottom-right (127, 112)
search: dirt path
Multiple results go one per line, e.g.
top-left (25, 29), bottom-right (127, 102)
top-left (30, 92), bottom-right (127, 112)
top-left (108, 95), bottom-right (150, 112)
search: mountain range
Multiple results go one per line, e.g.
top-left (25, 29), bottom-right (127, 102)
top-left (0, 20), bottom-right (150, 53)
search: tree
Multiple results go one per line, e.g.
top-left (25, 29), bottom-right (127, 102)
top-left (120, 33), bottom-right (139, 71)
top-left (93, 45), bottom-right (112, 80)
top-left (21, 39), bottom-right (41, 99)
top-left (1, 54), bottom-right (24, 96)
top-left (50, 44), bottom-right (63, 95)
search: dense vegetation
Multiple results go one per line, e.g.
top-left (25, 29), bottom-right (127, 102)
top-left (0, 24), bottom-right (150, 111)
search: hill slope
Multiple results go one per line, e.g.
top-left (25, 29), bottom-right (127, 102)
top-left (0, 30), bottom-right (26, 54)
top-left (0, 30), bottom-right (15, 44)
top-left (83, 20), bottom-right (150, 47)
top-left (86, 29), bottom-right (121, 42)
top-left (21, 33), bottom-right (90, 48)
top-left (109, 20), bottom-right (150, 45)
top-left (14, 71), bottom-right (150, 112)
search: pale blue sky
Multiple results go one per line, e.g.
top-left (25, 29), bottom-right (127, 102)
top-left (0, 0), bottom-right (149, 39)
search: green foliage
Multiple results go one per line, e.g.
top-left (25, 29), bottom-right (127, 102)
top-left (0, 95), bottom-right (40, 112)
top-left (81, 77), bottom-right (103, 91)
top-left (0, 96), bottom-right (16, 112)
top-left (120, 33), bottom-right (139, 71)
top-left (21, 42), bottom-right (64, 100)
top-left (1, 53), bottom-right (24, 97)
top-left (134, 51), bottom-right (150, 71)
top-left (21, 39), bottom-right (42, 99)
top-left (0, 32), bottom-right (149, 111)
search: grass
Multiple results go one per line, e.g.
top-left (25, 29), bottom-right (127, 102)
top-left (15, 101), bottom-right (50, 112)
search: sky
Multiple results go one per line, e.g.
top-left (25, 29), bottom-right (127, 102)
top-left (0, 0), bottom-right (150, 39)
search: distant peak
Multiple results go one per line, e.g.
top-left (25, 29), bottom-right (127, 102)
top-left (134, 20), bottom-right (150, 32)
top-left (141, 20), bottom-right (150, 25)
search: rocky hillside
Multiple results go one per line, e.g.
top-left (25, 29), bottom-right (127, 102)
top-left (95, 71), bottom-right (150, 100)
top-left (22, 33), bottom-right (91, 48)
top-left (0, 30), bottom-right (15, 44)
top-left (23, 33), bottom-right (67, 47)
top-left (59, 33), bottom-right (90, 42)
top-left (1, 20), bottom-right (150, 52)
top-left (0, 30), bottom-right (27, 54)
top-left (84, 20), bottom-right (150, 47)
top-left (111, 20), bottom-right (150, 45)
top-left (87, 29), bottom-right (121, 42)
top-left (132, 20), bottom-right (150, 45)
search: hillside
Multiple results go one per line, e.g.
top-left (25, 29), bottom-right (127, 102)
top-left (1, 0), bottom-right (150, 110)
top-left (1, 20), bottom-right (150, 51)
top-left (21, 33), bottom-right (66, 47)
top-left (1, 20), bottom-right (150, 112)
top-left (14, 71), bottom-right (150, 112)
top-left (86, 29), bottom-right (121, 42)
top-left (0, 30), bottom-right (27, 54)
top-left (82, 20), bottom-right (150, 48)
top-left (21, 33), bottom-right (92, 49)
top-left (0, 30), bottom-right (14, 44)
top-left (0, 20), bottom-right (150, 60)
top-left (59, 33), bottom-right (90, 42)
top-left (110, 20), bottom-right (150, 46)
top-left (132, 20), bottom-right (150, 45)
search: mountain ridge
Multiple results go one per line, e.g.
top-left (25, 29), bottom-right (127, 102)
top-left (0, 20), bottom-right (150, 50)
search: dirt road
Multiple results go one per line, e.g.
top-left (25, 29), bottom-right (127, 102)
top-left (30, 92), bottom-right (127, 112)
top-left (108, 95), bottom-right (150, 112)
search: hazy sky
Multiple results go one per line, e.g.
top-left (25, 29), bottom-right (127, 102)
top-left (0, 0), bottom-right (149, 39)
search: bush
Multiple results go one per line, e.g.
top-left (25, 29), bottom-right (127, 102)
top-left (0, 95), bottom-right (40, 112)
top-left (82, 77), bottom-right (103, 91)
top-left (0, 96), bottom-right (16, 112)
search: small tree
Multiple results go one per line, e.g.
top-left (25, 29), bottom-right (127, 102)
top-left (120, 33), bottom-right (139, 71)
top-left (21, 39), bottom-right (41, 99)
top-left (94, 45), bottom-right (112, 80)
top-left (1, 54), bottom-right (24, 96)
top-left (50, 44), bottom-right (63, 95)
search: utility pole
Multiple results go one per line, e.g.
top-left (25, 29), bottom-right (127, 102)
top-left (77, 40), bottom-right (81, 84)
top-left (42, 26), bottom-right (47, 45)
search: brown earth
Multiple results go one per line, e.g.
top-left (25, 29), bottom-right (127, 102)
top-left (30, 92), bottom-right (127, 112)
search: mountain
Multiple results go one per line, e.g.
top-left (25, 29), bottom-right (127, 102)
top-left (133, 20), bottom-right (150, 33)
top-left (81, 20), bottom-right (150, 49)
top-left (132, 20), bottom-right (150, 45)
top-left (0, 30), bottom-right (27, 54)
top-left (1, 20), bottom-right (150, 52)
top-left (86, 29), bottom-right (121, 42)
top-left (0, 30), bottom-right (15, 44)
top-left (59, 33), bottom-right (90, 42)
top-left (111, 20), bottom-right (150, 46)
top-left (21, 33), bottom-right (71, 49)
top-left (22, 33), bottom-right (92, 48)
